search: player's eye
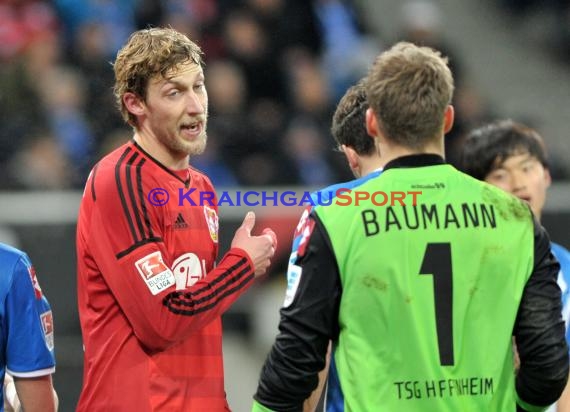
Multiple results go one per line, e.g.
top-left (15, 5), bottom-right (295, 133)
top-left (489, 171), bottom-right (507, 182)
top-left (521, 161), bottom-right (538, 173)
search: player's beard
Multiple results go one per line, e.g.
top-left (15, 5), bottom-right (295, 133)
top-left (179, 128), bottom-right (208, 156)
top-left (170, 117), bottom-right (208, 157)
top-left (189, 133), bottom-right (207, 156)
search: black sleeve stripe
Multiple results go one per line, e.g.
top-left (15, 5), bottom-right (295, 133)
top-left (90, 163), bottom-right (99, 201)
top-left (125, 151), bottom-right (147, 242)
top-left (182, 257), bottom-right (250, 298)
top-left (162, 257), bottom-right (253, 315)
top-left (115, 237), bottom-right (164, 260)
top-left (115, 147), bottom-right (139, 244)
top-left (165, 274), bottom-right (254, 316)
top-left (135, 157), bottom-right (154, 239)
top-left (169, 263), bottom-right (251, 306)
top-left (114, 147), bottom-right (158, 256)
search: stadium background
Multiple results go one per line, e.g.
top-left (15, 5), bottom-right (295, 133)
top-left (0, 0), bottom-right (568, 410)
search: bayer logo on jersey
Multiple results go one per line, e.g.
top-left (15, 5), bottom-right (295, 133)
top-left (172, 252), bottom-right (207, 290)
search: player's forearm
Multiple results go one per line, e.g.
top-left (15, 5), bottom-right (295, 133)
top-left (515, 300), bottom-right (568, 408)
top-left (136, 248), bottom-right (255, 350)
top-left (254, 335), bottom-right (324, 411)
top-left (161, 247), bottom-right (255, 318)
top-left (515, 220), bottom-right (569, 408)
top-left (253, 302), bottom-right (331, 410)
top-left (303, 341), bottom-right (331, 412)
top-left (13, 375), bottom-right (57, 412)
top-left (254, 221), bottom-right (338, 411)
top-left (556, 374), bottom-right (570, 412)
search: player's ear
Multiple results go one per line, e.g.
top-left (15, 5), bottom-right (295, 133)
top-left (366, 108), bottom-right (380, 139)
top-left (443, 105), bottom-right (455, 134)
top-left (341, 145), bottom-right (359, 171)
top-left (123, 92), bottom-right (146, 118)
top-left (544, 166), bottom-right (552, 188)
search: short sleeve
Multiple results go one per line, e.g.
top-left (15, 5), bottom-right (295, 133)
top-left (5, 255), bottom-right (55, 377)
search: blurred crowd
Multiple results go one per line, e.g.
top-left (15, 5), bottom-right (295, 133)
top-left (498, 0), bottom-right (570, 60)
top-left (0, 0), bottom-right (567, 191)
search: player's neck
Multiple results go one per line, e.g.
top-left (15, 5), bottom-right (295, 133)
top-left (380, 138), bottom-right (444, 166)
top-left (133, 132), bottom-right (189, 171)
top-left (359, 156), bottom-right (384, 177)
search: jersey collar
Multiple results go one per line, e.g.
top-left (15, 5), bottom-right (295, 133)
top-left (130, 139), bottom-right (191, 187)
top-left (383, 154), bottom-right (446, 171)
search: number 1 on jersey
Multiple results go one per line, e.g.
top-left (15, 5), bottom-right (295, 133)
top-left (419, 242), bottom-right (454, 366)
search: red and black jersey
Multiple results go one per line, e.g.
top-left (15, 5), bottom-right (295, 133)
top-left (76, 140), bottom-right (255, 411)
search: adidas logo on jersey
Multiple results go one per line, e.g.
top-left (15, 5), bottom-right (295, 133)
top-left (174, 213), bottom-right (188, 229)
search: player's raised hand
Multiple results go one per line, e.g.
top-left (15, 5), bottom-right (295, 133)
top-left (231, 212), bottom-right (276, 277)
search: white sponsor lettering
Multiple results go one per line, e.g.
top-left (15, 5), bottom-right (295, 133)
top-left (172, 253), bottom-right (207, 289)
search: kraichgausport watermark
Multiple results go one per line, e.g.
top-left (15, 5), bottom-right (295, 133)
top-left (147, 188), bottom-right (422, 207)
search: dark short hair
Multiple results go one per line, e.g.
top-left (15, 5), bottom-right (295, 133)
top-left (460, 119), bottom-right (548, 180)
top-left (331, 79), bottom-right (374, 156)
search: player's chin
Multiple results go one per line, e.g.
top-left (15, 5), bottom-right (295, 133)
top-left (184, 136), bottom-right (207, 156)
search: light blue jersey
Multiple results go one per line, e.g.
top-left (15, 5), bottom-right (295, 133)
top-left (547, 242), bottom-right (570, 412)
top-left (552, 242), bottom-right (570, 344)
top-left (0, 243), bottom-right (55, 407)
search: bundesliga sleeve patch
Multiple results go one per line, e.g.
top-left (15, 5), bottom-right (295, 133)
top-left (41, 310), bottom-right (54, 351)
top-left (135, 251), bottom-right (176, 295)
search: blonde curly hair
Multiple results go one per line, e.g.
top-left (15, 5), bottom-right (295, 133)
top-left (113, 27), bottom-right (204, 127)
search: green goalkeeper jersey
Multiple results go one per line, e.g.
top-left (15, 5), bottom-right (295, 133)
top-left (318, 160), bottom-right (531, 411)
top-left (253, 155), bottom-right (567, 412)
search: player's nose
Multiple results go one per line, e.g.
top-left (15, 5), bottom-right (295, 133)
top-left (186, 91), bottom-right (205, 115)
